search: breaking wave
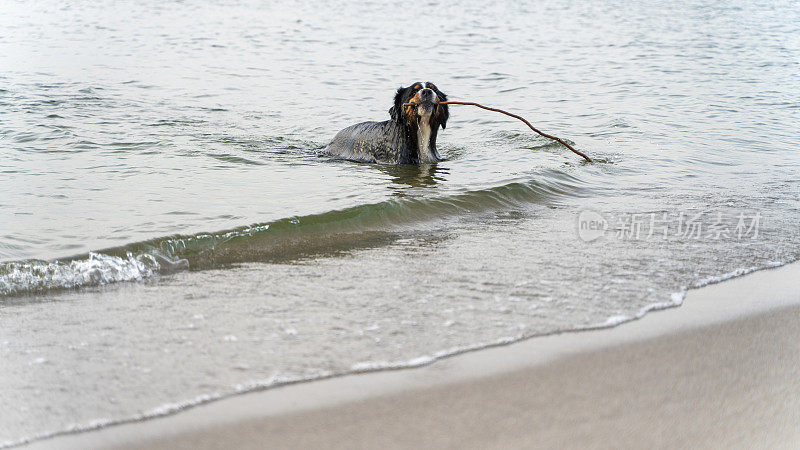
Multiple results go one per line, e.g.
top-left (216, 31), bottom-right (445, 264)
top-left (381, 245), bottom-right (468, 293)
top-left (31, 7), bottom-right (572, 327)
top-left (1, 175), bottom-right (583, 297)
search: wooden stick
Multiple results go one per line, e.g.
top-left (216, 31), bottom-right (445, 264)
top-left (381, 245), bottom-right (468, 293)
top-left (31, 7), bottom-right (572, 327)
top-left (404, 101), bottom-right (591, 162)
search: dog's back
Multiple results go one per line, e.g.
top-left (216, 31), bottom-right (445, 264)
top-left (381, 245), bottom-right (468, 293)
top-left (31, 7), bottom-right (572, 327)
top-left (324, 120), bottom-right (413, 164)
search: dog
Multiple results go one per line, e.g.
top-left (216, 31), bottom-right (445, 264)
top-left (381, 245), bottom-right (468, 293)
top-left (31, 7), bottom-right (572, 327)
top-left (323, 82), bottom-right (449, 164)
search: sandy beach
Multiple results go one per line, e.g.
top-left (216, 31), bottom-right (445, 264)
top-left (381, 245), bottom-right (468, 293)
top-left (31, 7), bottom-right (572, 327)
top-left (25, 261), bottom-right (800, 449)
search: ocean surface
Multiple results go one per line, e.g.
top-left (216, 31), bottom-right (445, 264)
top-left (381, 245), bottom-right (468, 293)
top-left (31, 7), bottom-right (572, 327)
top-left (1, 0), bottom-right (799, 445)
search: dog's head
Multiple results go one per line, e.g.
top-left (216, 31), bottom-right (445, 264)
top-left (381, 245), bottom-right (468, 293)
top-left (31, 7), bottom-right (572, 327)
top-left (389, 82), bottom-right (449, 130)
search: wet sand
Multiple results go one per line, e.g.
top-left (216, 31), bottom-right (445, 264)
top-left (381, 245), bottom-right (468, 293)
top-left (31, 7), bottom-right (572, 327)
top-left (27, 262), bottom-right (800, 449)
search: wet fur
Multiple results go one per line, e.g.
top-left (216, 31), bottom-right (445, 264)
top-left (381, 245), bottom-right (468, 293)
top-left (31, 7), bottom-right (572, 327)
top-left (323, 82), bottom-right (449, 164)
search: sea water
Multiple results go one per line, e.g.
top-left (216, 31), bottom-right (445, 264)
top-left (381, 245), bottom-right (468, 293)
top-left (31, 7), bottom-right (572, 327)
top-left (1, 0), bottom-right (799, 445)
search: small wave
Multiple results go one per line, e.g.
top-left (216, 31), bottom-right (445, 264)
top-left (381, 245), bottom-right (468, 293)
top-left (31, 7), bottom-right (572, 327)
top-left (0, 253), bottom-right (165, 297)
top-left (0, 178), bottom-right (582, 298)
top-left (691, 261), bottom-right (787, 288)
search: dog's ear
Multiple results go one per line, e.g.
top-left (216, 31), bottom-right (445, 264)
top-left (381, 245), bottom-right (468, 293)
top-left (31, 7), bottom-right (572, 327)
top-left (428, 83), bottom-right (449, 129)
top-left (388, 86), bottom-right (405, 122)
top-left (435, 103), bottom-right (449, 129)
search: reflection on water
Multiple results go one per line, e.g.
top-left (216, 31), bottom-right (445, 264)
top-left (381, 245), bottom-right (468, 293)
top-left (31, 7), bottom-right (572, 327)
top-left (381, 163), bottom-right (450, 194)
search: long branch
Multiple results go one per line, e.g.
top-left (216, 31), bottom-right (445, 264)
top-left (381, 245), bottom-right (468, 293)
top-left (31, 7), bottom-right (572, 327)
top-left (404, 101), bottom-right (591, 162)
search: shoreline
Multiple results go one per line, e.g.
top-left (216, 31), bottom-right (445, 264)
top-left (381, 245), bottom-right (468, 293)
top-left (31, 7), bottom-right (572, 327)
top-left (24, 261), bottom-right (800, 449)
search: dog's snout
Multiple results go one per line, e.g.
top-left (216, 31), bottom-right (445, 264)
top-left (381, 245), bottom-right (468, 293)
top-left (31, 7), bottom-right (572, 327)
top-left (420, 88), bottom-right (434, 100)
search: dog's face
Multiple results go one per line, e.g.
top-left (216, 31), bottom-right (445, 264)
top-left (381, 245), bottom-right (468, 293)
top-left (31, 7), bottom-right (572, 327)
top-left (389, 82), bottom-right (449, 130)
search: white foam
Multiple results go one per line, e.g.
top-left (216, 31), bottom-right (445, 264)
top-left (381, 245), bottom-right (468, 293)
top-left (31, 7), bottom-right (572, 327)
top-left (692, 261), bottom-right (785, 289)
top-left (602, 315), bottom-right (630, 327)
top-left (0, 252), bottom-right (161, 297)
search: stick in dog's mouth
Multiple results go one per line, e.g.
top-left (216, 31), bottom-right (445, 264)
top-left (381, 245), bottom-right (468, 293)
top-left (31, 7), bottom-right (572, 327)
top-left (406, 100), bottom-right (436, 109)
top-left (417, 101), bottom-right (435, 114)
top-left (405, 101), bottom-right (437, 121)
top-left (403, 101), bottom-right (592, 162)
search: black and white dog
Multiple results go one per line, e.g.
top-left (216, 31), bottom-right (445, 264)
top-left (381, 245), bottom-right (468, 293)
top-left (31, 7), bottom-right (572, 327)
top-left (323, 82), bottom-right (449, 164)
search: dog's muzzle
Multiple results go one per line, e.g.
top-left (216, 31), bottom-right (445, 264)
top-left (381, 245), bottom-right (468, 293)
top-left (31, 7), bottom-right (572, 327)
top-left (417, 88), bottom-right (436, 114)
